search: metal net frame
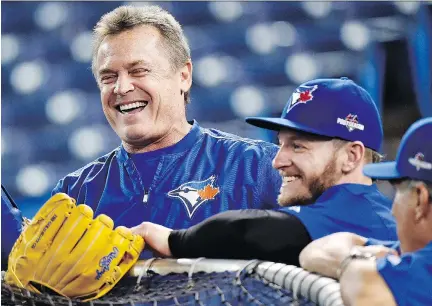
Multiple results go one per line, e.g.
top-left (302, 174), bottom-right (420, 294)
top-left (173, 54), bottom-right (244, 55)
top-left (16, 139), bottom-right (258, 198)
top-left (1, 258), bottom-right (343, 306)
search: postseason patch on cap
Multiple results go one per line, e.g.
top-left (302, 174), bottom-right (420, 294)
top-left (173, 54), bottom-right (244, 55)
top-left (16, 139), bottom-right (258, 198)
top-left (288, 85), bottom-right (318, 109)
top-left (408, 153), bottom-right (432, 171)
top-left (337, 114), bottom-right (365, 132)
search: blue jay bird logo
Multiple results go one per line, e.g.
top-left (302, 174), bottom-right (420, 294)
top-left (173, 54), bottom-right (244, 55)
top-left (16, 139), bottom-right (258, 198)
top-left (288, 85), bottom-right (318, 110)
top-left (167, 176), bottom-right (220, 218)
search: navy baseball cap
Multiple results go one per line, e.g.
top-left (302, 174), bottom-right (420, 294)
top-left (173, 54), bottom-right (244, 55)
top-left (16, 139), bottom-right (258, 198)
top-left (246, 77), bottom-right (383, 151)
top-left (363, 117), bottom-right (432, 183)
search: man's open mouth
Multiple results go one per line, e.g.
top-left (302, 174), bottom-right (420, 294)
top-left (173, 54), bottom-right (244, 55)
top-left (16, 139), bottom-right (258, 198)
top-left (116, 101), bottom-right (148, 114)
top-left (282, 175), bottom-right (301, 186)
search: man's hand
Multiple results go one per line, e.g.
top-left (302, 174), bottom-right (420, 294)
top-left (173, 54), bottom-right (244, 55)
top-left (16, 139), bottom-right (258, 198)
top-left (299, 232), bottom-right (367, 279)
top-left (130, 222), bottom-right (173, 257)
top-left (351, 245), bottom-right (399, 259)
top-left (300, 233), bottom-right (399, 280)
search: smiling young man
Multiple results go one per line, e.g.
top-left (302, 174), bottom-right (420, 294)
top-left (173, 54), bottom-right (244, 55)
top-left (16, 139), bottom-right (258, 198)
top-left (49, 6), bottom-right (282, 248)
top-left (130, 77), bottom-right (398, 264)
top-left (299, 117), bottom-right (432, 306)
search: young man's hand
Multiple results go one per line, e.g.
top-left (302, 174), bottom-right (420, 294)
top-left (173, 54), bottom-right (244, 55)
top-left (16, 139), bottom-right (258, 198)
top-left (131, 222), bottom-right (173, 257)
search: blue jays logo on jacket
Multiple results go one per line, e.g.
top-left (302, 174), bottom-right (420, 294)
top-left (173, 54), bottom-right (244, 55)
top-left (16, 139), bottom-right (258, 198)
top-left (168, 176), bottom-right (220, 218)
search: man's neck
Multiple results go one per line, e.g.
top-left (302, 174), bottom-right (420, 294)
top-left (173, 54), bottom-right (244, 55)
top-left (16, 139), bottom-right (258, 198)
top-left (123, 121), bottom-right (193, 154)
top-left (335, 171), bottom-right (373, 186)
top-left (401, 237), bottom-right (432, 254)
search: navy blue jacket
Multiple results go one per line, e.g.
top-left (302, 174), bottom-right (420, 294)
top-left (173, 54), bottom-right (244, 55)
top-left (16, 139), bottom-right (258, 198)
top-left (53, 121), bottom-right (281, 230)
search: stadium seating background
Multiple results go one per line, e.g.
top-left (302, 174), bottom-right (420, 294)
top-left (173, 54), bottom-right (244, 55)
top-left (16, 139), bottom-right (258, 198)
top-left (1, 1), bottom-right (431, 216)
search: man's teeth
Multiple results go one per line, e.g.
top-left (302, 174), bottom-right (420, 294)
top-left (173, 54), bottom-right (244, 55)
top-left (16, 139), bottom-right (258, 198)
top-left (283, 176), bottom-right (300, 183)
top-left (119, 101), bottom-right (148, 112)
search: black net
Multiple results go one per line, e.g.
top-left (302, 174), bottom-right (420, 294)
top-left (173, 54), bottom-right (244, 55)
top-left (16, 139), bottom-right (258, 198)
top-left (1, 259), bottom-right (343, 306)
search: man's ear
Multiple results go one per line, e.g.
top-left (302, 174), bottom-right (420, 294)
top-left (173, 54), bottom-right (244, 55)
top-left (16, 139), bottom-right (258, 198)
top-left (414, 182), bottom-right (430, 223)
top-left (340, 141), bottom-right (365, 173)
top-left (179, 60), bottom-right (192, 94)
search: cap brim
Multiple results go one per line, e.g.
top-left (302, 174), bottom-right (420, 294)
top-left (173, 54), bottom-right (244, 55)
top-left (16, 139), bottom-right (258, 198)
top-left (245, 116), bottom-right (332, 138)
top-left (363, 161), bottom-right (402, 180)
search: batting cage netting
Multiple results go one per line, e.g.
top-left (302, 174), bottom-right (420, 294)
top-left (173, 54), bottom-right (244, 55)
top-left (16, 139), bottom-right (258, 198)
top-left (1, 258), bottom-right (343, 306)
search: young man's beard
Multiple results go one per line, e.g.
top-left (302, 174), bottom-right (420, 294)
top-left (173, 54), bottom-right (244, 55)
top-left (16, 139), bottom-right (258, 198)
top-left (278, 158), bottom-right (340, 207)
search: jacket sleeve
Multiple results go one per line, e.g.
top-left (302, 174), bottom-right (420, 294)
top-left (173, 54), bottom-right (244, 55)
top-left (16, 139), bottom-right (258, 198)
top-left (168, 209), bottom-right (311, 265)
top-left (253, 143), bottom-right (282, 209)
top-left (52, 177), bottom-right (66, 195)
top-left (1, 185), bottom-right (24, 270)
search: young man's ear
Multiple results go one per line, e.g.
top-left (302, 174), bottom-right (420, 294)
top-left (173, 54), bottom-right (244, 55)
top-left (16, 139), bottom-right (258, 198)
top-left (414, 182), bottom-right (431, 222)
top-left (340, 141), bottom-right (365, 173)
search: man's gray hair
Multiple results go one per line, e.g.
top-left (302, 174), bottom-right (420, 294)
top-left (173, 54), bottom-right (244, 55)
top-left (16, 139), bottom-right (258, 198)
top-left (92, 5), bottom-right (191, 104)
top-left (403, 179), bottom-right (432, 202)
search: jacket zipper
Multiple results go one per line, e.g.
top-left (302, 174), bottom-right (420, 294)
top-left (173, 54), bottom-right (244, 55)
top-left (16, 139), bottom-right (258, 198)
top-left (143, 190), bottom-right (149, 203)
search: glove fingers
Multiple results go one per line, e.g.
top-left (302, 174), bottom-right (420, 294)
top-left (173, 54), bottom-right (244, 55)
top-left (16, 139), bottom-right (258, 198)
top-left (5, 194), bottom-right (76, 288)
top-left (116, 228), bottom-right (145, 273)
top-left (60, 226), bottom-right (141, 299)
top-left (47, 214), bottom-right (114, 287)
top-left (23, 194), bottom-right (76, 254)
top-left (32, 193), bottom-right (75, 222)
top-left (36, 204), bottom-right (94, 282)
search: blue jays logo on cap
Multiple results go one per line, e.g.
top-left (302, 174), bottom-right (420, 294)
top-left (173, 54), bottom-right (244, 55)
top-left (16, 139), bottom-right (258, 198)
top-left (337, 114), bottom-right (365, 132)
top-left (288, 85), bottom-right (318, 109)
top-left (409, 153), bottom-right (432, 171)
top-left (167, 176), bottom-right (220, 218)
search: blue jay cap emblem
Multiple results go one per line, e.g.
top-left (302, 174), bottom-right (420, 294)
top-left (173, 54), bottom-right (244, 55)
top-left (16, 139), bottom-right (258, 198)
top-left (167, 176), bottom-right (220, 218)
top-left (288, 84), bottom-right (318, 110)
